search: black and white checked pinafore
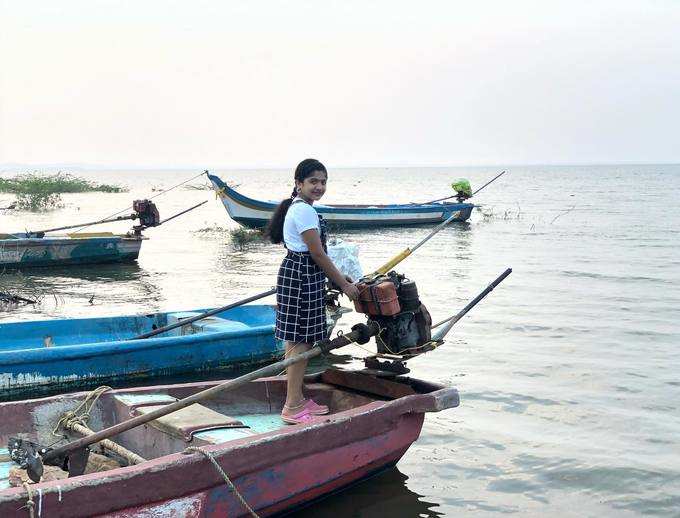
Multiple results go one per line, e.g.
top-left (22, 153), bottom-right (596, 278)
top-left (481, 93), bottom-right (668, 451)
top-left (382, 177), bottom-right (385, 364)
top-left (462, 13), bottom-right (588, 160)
top-left (275, 201), bottom-right (328, 344)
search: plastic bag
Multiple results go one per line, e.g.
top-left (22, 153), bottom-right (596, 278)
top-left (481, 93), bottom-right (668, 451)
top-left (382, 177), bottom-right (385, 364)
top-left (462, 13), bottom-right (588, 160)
top-left (327, 238), bottom-right (363, 282)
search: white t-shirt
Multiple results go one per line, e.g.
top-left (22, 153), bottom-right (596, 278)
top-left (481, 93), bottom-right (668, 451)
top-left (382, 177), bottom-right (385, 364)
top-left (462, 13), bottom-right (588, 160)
top-left (283, 199), bottom-right (320, 252)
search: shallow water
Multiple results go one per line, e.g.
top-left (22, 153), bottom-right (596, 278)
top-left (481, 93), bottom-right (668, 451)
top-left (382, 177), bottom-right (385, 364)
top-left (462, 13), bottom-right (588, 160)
top-left (1, 165), bottom-right (679, 516)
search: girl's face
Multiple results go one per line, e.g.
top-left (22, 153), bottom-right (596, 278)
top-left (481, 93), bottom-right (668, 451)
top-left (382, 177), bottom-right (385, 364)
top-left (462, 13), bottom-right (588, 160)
top-left (296, 171), bottom-right (327, 202)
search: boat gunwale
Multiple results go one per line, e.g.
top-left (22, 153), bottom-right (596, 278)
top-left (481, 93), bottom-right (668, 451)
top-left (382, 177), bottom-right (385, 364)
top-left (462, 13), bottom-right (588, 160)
top-left (0, 306), bottom-right (277, 363)
top-left (0, 236), bottom-right (143, 247)
top-left (0, 324), bottom-right (276, 364)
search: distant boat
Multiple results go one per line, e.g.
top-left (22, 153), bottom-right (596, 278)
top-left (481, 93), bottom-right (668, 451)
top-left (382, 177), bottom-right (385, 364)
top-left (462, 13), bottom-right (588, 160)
top-left (208, 173), bottom-right (473, 229)
top-left (0, 304), bottom-right (280, 398)
top-left (0, 369), bottom-right (459, 515)
top-left (0, 198), bottom-right (206, 269)
top-left (0, 232), bottom-right (143, 269)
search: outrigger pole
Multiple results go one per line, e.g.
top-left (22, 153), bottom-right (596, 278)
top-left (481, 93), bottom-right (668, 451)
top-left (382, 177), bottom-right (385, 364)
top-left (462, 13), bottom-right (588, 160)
top-left (26, 214), bottom-right (140, 237)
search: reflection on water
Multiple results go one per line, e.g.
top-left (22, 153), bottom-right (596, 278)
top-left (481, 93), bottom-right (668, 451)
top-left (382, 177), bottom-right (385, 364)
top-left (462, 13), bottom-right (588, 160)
top-left (286, 467), bottom-right (443, 518)
top-left (0, 263), bottom-right (162, 320)
top-left (8, 261), bottom-right (147, 281)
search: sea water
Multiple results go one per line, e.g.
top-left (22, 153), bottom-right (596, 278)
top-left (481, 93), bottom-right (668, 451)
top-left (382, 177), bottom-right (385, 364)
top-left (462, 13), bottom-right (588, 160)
top-left (1, 164), bottom-right (678, 516)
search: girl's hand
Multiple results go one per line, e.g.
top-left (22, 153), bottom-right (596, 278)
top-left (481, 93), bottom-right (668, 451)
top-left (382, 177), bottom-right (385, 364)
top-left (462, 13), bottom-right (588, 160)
top-left (344, 274), bottom-right (354, 283)
top-left (341, 281), bottom-right (360, 302)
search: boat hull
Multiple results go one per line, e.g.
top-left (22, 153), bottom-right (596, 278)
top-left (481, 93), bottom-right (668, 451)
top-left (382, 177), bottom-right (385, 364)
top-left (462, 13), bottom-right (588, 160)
top-left (0, 234), bottom-right (142, 268)
top-left (0, 372), bottom-right (459, 517)
top-left (0, 305), bottom-right (280, 399)
top-left (209, 174), bottom-right (473, 229)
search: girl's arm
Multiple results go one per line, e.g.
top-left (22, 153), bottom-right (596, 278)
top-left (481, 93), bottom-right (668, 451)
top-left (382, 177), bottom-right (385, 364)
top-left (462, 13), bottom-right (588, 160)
top-left (301, 229), bottom-right (359, 301)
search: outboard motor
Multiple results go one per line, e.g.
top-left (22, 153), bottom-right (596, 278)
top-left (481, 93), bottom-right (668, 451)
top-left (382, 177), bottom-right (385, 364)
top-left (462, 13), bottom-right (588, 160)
top-left (133, 199), bottom-right (160, 228)
top-left (131, 199), bottom-right (160, 235)
top-left (354, 271), bottom-right (432, 358)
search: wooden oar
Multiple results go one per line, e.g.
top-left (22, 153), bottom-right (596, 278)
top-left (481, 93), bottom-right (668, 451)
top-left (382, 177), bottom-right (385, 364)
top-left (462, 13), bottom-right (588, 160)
top-left (370, 211), bottom-right (461, 276)
top-left (131, 288), bottom-right (276, 340)
top-left (26, 322), bottom-right (379, 481)
top-left (27, 200), bottom-right (207, 238)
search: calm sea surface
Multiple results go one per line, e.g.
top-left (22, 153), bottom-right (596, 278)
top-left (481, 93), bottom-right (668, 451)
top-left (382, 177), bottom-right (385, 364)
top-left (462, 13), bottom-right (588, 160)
top-left (1, 165), bottom-right (679, 517)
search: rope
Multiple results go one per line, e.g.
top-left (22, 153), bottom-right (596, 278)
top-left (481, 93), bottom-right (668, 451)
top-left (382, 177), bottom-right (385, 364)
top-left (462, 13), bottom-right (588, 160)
top-left (22, 482), bottom-right (35, 518)
top-left (183, 447), bottom-right (259, 518)
top-left (50, 385), bottom-right (146, 466)
top-left (52, 386), bottom-right (112, 437)
top-left (71, 171), bottom-right (207, 234)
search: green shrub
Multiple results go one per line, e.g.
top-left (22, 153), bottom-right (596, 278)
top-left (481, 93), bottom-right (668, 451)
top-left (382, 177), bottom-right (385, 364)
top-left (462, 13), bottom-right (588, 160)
top-left (0, 172), bottom-right (127, 212)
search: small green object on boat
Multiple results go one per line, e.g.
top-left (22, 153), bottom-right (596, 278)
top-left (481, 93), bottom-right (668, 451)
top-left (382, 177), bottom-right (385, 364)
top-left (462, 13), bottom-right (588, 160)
top-left (451, 178), bottom-right (472, 197)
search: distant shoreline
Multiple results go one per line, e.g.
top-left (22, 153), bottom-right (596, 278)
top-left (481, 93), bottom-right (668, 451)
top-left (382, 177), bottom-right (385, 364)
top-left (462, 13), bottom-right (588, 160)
top-left (2, 162), bottom-right (679, 173)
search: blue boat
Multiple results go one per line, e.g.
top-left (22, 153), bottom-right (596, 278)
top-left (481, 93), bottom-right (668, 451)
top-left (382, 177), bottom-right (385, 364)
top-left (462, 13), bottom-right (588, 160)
top-left (208, 173), bottom-right (474, 229)
top-left (0, 304), bottom-right (280, 398)
top-left (0, 232), bottom-right (143, 269)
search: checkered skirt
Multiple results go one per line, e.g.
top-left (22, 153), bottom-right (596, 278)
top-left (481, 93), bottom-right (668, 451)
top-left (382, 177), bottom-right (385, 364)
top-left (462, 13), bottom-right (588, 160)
top-left (275, 250), bottom-right (328, 343)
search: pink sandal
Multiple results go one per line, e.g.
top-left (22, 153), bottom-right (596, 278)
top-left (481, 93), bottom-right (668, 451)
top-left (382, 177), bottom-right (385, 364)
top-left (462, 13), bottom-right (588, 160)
top-left (281, 399), bottom-right (329, 424)
top-left (302, 398), bottom-right (329, 415)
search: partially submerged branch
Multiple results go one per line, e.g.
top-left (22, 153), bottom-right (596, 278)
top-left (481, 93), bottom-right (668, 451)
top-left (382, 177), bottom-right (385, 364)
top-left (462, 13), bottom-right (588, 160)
top-left (229, 227), bottom-right (266, 251)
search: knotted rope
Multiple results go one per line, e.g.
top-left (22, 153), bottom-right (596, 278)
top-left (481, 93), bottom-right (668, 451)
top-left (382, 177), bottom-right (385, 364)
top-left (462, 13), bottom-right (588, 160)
top-left (183, 447), bottom-right (259, 518)
top-left (52, 386), bottom-right (112, 437)
top-left (51, 385), bottom-right (145, 465)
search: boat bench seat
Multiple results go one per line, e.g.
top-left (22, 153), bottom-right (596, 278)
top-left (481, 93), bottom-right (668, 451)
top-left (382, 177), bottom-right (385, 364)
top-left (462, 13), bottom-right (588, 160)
top-left (165, 312), bottom-right (249, 336)
top-left (135, 404), bottom-right (251, 442)
top-left (113, 393), bottom-right (256, 445)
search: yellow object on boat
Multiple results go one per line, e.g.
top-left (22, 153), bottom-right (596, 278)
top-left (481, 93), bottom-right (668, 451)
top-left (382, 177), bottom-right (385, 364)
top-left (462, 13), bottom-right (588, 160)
top-left (373, 249), bottom-right (412, 275)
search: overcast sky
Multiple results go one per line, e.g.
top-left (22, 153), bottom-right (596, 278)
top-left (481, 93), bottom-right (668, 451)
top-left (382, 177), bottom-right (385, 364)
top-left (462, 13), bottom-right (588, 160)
top-left (1, 1), bottom-right (678, 168)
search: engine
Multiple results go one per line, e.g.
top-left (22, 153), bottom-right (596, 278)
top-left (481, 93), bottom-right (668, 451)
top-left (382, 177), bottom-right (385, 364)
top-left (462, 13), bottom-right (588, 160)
top-left (354, 271), bottom-right (432, 357)
top-left (132, 200), bottom-right (160, 233)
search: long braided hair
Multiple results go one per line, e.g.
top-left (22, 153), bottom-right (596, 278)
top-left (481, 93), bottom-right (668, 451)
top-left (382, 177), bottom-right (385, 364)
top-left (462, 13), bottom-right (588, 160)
top-left (265, 158), bottom-right (327, 244)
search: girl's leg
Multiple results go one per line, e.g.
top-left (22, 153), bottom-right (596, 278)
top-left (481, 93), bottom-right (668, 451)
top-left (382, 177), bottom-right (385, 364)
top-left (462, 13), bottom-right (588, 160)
top-left (283, 340), bottom-right (311, 409)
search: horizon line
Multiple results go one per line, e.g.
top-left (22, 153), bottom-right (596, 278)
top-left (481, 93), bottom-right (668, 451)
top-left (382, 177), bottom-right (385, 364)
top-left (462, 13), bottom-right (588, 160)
top-left (1, 161), bottom-right (679, 172)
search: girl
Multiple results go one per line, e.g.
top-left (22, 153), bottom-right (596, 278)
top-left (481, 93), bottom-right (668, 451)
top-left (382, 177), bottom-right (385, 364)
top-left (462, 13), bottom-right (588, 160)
top-left (266, 158), bottom-right (360, 424)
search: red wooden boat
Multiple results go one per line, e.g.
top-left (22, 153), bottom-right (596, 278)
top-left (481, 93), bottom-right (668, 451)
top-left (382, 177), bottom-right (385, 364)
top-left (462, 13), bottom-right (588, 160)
top-left (0, 369), bottom-right (458, 517)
